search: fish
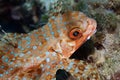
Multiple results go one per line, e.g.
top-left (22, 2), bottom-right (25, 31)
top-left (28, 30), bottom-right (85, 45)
top-left (0, 11), bottom-right (100, 80)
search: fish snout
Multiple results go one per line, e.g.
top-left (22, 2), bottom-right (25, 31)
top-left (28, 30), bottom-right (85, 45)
top-left (87, 18), bottom-right (97, 35)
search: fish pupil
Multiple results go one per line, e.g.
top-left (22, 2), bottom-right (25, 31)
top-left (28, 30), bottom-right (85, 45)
top-left (73, 31), bottom-right (79, 36)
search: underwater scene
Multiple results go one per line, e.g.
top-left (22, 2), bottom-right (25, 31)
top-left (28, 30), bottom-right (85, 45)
top-left (0, 0), bottom-right (120, 80)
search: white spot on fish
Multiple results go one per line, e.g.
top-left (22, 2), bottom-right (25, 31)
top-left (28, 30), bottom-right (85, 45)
top-left (46, 58), bottom-right (50, 63)
top-left (47, 65), bottom-right (50, 69)
top-left (57, 30), bottom-right (60, 33)
top-left (67, 66), bottom-right (71, 70)
top-left (51, 32), bottom-right (54, 35)
top-left (52, 52), bottom-right (56, 56)
top-left (12, 58), bottom-right (15, 61)
top-left (40, 64), bottom-right (44, 67)
top-left (5, 71), bottom-right (9, 74)
top-left (60, 61), bottom-right (63, 64)
top-left (22, 77), bottom-right (27, 80)
top-left (18, 46), bottom-right (22, 49)
top-left (9, 62), bottom-right (13, 65)
top-left (67, 62), bottom-right (74, 70)
top-left (15, 64), bottom-right (18, 67)
top-left (19, 53), bottom-right (24, 57)
top-left (46, 72), bottom-right (50, 75)
top-left (69, 62), bottom-right (74, 67)
top-left (27, 51), bottom-right (31, 54)
top-left (36, 56), bottom-right (41, 61)
top-left (9, 68), bottom-right (13, 71)
top-left (0, 74), bottom-right (3, 77)
top-left (18, 41), bottom-right (21, 45)
top-left (2, 56), bottom-right (9, 62)
top-left (45, 51), bottom-right (50, 55)
top-left (75, 67), bottom-right (79, 73)
top-left (10, 51), bottom-right (14, 55)
top-left (0, 65), bottom-right (4, 69)
top-left (51, 16), bottom-right (55, 19)
top-left (25, 63), bottom-right (30, 67)
top-left (25, 36), bottom-right (31, 41)
top-left (61, 66), bottom-right (64, 69)
top-left (21, 48), bottom-right (24, 51)
top-left (33, 46), bottom-right (37, 50)
top-left (26, 41), bottom-right (30, 45)
top-left (15, 76), bottom-right (19, 79)
top-left (39, 42), bottom-right (42, 46)
top-left (45, 37), bottom-right (49, 41)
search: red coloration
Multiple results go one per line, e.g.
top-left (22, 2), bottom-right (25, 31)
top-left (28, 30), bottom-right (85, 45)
top-left (0, 11), bottom-right (99, 80)
top-left (69, 28), bottom-right (82, 40)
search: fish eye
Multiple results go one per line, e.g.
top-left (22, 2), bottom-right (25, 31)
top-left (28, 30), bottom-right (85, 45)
top-left (69, 28), bottom-right (82, 39)
top-left (73, 31), bottom-right (79, 36)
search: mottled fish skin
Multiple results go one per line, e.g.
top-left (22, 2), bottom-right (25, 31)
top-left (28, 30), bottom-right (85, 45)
top-left (40, 58), bottom-right (100, 80)
top-left (0, 11), bottom-right (99, 80)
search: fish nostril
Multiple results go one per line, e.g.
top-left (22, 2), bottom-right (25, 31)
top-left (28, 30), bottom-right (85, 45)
top-left (87, 18), bottom-right (91, 25)
top-left (87, 18), bottom-right (96, 26)
top-left (91, 19), bottom-right (97, 28)
top-left (87, 18), bottom-right (97, 32)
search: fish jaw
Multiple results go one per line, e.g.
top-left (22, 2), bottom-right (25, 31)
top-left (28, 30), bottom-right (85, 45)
top-left (60, 40), bottom-right (76, 58)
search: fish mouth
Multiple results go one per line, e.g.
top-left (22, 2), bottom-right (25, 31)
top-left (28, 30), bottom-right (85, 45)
top-left (59, 40), bottom-right (76, 58)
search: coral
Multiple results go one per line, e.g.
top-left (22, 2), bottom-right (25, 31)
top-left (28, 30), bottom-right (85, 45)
top-left (48, 0), bottom-right (74, 15)
top-left (0, 0), bottom-right (46, 33)
top-left (111, 70), bottom-right (120, 80)
top-left (40, 14), bottom-right (49, 23)
top-left (105, 0), bottom-right (120, 14)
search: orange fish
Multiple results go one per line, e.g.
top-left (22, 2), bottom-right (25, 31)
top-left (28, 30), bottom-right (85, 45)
top-left (0, 11), bottom-right (99, 80)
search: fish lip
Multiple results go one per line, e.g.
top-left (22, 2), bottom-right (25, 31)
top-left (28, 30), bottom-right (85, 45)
top-left (59, 40), bottom-right (76, 58)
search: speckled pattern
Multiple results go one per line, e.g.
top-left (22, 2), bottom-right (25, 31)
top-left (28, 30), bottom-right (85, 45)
top-left (0, 11), bottom-right (99, 80)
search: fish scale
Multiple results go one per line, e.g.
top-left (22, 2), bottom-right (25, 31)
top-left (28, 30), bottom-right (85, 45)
top-left (0, 11), bottom-right (100, 80)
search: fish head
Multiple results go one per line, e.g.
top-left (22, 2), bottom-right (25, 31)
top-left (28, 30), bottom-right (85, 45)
top-left (51, 11), bottom-right (97, 58)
